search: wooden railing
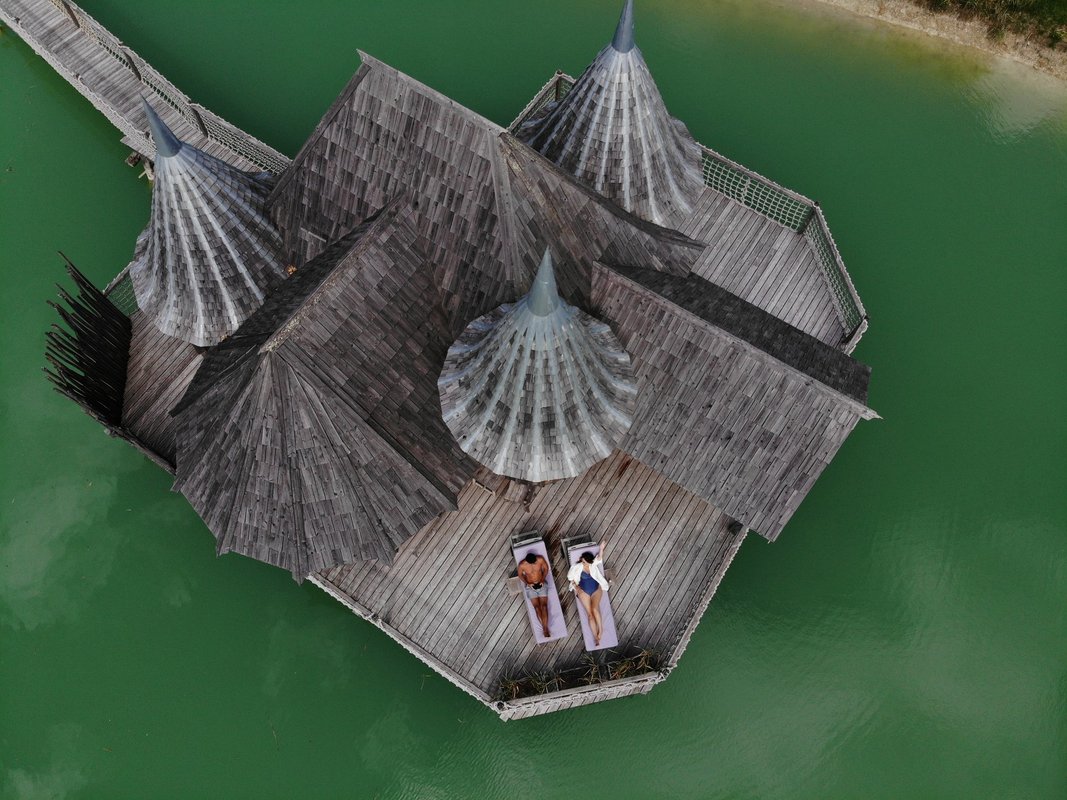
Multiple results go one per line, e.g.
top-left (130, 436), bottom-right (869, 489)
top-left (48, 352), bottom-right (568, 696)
top-left (510, 72), bottom-right (868, 348)
top-left (508, 70), bottom-right (577, 130)
top-left (4, 0), bottom-right (289, 173)
top-left (698, 145), bottom-right (867, 343)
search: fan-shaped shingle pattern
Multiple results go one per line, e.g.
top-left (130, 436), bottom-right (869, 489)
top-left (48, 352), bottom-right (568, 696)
top-left (439, 250), bottom-right (637, 482)
top-left (130, 101), bottom-right (288, 346)
top-left (515, 1), bottom-right (705, 228)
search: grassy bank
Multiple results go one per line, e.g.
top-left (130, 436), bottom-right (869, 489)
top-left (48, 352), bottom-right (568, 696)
top-left (918, 0), bottom-right (1067, 46)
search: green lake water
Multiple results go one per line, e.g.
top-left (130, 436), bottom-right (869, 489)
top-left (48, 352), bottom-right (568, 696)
top-left (2, 0), bottom-right (1066, 796)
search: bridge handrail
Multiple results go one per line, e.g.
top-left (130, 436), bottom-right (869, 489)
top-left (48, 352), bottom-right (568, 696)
top-left (43, 0), bottom-right (289, 174)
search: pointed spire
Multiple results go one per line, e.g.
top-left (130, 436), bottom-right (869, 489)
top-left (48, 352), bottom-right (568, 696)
top-left (141, 97), bottom-right (182, 158)
top-left (527, 249), bottom-right (560, 316)
top-left (516, 0), bottom-right (704, 228)
top-left (128, 106), bottom-right (288, 346)
top-left (611, 0), bottom-right (635, 53)
top-left (439, 250), bottom-right (638, 483)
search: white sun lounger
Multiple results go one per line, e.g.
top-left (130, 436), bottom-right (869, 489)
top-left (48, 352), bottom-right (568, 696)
top-left (510, 531), bottom-right (567, 644)
top-left (564, 539), bottom-right (618, 651)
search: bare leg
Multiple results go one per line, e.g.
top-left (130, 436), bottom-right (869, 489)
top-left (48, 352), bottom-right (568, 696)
top-left (577, 590), bottom-right (599, 646)
top-left (533, 596), bottom-right (551, 637)
top-left (590, 588), bottom-right (605, 646)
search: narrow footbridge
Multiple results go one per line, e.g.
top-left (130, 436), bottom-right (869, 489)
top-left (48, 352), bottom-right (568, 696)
top-left (0, 0), bottom-right (289, 173)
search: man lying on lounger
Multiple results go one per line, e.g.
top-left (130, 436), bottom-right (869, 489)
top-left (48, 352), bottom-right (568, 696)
top-left (518, 552), bottom-right (552, 638)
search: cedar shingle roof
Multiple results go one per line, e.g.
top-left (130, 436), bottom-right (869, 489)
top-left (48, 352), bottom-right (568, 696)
top-left (515, 1), bottom-right (705, 228)
top-left (268, 53), bottom-right (705, 341)
top-left (172, 204), bottom-right (477, 578)
top-left (167, 51), bottom-right (873, 577)
top-left (593, 263), bottom-right (874, 540)
top-left (130, 101), bottom-right (288, 346)
top-left (609, 263), bottom-right (872, 405)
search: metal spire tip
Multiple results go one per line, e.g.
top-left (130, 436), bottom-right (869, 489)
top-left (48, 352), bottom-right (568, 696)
top-left (527, 249), bottom-right (560, 316)
top-left (611, 0), bottom-right (635, 52)
top-left (141, 96), bottom-right (182, 158)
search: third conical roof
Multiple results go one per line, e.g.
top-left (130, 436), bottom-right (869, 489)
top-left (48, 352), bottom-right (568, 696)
top-left (438, 250), bottom-right (637, 483)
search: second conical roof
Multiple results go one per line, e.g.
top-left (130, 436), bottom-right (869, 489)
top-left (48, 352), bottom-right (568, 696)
top-left (438, 250), bottom-right (637, 482)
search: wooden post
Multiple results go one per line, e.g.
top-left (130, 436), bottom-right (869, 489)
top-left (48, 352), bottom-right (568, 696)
top-left (186, 102), bottom-right (210, 137)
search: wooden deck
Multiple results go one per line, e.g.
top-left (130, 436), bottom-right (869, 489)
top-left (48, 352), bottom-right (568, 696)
top-left (679, 187), bottom-right (844, 346)
top-left (15, 0), bottom-right (866, 718)
top-left (511, 73), bottom-right (865, 351)
top-left (316, 450), bottom-right (747, 713)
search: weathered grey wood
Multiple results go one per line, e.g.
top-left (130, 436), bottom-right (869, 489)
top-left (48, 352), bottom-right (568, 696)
top-left (19, 0), bottom-right (878, 719)
top-left (127, 103), bottom-right (289, 347)
top-left (170, 208), bottom-right (477, 579)
top-left (515, 11), bottom-right (705, 228)
top-left (268, 53), bottom-right (705, 343)
top-left (0, 0), bottom-right (288, 173)
top-left (593, 263), bottom-right (875, 541)
top-left (121, 311), bottom-right (203, 462)
top-left (438, 250), bottom-right (638, 483)
top-left (317, 450), bottom-right (738, 710)
top-left (678, 187), bottom-right (844, 345)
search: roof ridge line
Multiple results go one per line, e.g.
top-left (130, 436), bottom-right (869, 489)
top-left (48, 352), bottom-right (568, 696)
top-left (268, 62), bottom-right (374, 204)
top-left (274, 352), bottom-right (398, 567)
top-left (595, 263), bottom-right (879, 420)
top-left (271, 355), bottom-right (310, 578)
top-left (277, 347), bottom-right (462, 508)
top-left (498, 133), bottom-right (704, 275)
top-left (272, 52), bottom-right (505, 210)
top-left (259, 202), bottom-right (401, 354)
top-left (356, 51), bottom-right (505, 135)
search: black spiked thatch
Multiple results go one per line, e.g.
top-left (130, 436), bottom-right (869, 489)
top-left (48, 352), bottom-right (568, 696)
top-left (44, 256), bottom-right (131, 429)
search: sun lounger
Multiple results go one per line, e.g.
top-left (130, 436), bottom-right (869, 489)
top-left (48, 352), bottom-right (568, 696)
top-left (564, 538), bottom-right (618, 651)
top-left (510, 531), bottom-right (567, 644)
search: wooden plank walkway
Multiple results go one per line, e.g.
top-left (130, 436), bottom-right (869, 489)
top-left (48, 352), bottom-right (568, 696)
top-left (0, 0), bottom-right (289, 173)
top-left (679, 187), bottom-right (844, 346)
top-left (317, 451), bottom-right (747, 704)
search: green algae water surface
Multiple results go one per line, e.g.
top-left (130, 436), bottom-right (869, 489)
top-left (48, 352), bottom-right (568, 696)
top-left (2, 1), bottom-right (1065, 797)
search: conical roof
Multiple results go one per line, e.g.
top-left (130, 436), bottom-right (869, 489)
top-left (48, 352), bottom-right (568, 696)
top-left (516, 0), bottom-right (705, 228)
top-left (172, 209), bottom-right (473, 580)
top-left (129, 100), bottom-right (288, 346)
top-left (438, 250), bottom-right (638, 483)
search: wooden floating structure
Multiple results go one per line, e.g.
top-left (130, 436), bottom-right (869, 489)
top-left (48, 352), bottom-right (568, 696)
top-left (9, 0), bottom-right (878, 719)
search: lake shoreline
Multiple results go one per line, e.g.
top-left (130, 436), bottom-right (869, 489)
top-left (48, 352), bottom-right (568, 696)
top-left (806, 0), bottom-right (1067, 80)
